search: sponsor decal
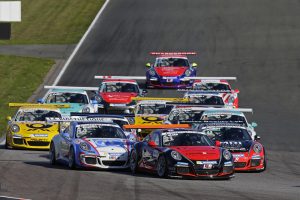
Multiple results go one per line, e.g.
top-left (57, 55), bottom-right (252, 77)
top-left (26, 124), bottom-right (52, 132)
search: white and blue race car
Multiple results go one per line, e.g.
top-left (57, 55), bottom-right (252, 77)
top-left (48, 117), bottom-right (133, 169)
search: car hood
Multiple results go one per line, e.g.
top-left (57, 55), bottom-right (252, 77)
top-left (155, 67), bottom-right (188, 77)
top-left (100, 92), bottom-right (138, 104)
top-left (169, 146), bottom-right (220, 161)
top-left (85, 138), bottom-right (130, 159)
top-left (220, 140), bottom-right (252, 151)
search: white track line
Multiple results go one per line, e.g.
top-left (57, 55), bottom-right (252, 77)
top-left (53, 0), bottom-right (111, 86)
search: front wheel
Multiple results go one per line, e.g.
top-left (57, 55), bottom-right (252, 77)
top-left (49, 143), bottom-right (56, 165)
top-left (130, 150), bottom-right (138, 174)
top-left (157, 155), bottom-right (168, 178)
top-left (5, 137), bottom-right (11, 149)
top-left (68, 147), bottom-right (76, 169)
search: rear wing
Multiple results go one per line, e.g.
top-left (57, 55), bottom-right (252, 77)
top-left (44, 85), bottom-right (98, 91)
top-left (46, 117), bottom-right (113, 123)
top-left (149, 52), bottom-right (197, 56)
top-left (123, 124), bottom-right (191, 129)
top-left (187, 77), bottom-right (237, 80)
top-left (168, 107), bottom-right (253, 113)
top-left (178, 89), bottom-right (232, 93)
top-left (9, 103), bottom-right (70, 108)
top-left (70, 112), bottom-right (135, 118)
top-left (195, 121), bottom-right (248, 128)
top-left (95, 76), bottom-right (146, 80)
top-left (132, 97), bottom-right (189, 102)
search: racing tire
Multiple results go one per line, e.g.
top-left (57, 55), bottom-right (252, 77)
top-left (49, 143), bottom-right (56, 165)
top-left (68, 147), bottom-right (76, 169)
top-left (157, 155), bottom-right (168, 178)
top-left (130, 150), bottom-right (139, 174)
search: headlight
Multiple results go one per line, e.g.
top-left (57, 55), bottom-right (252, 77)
top-left (223, 150), bottom-right (232, 160)
top-left (149, 69), bottom-right (156, 76)
top-left (82, 107), bottom-right (90, 113)
top-left (253, 143), bottom-right (262, 153)
top-left (171, 151), bottom-right (182, 160)
top-left (185, 69), bottom-right (192, 76)
top-left (11, 124), bottom-right (20, 133)
top-left (80, 142), bottom-right (90, 151)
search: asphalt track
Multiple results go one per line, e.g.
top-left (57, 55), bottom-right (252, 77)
top-left (1, 0), bottom-right (300, 199)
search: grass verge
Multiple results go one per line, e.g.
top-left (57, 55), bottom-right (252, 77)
top-left (0, 0), bottom-right (105, 44)
top-left (0, 55), bottom-right (54, 137)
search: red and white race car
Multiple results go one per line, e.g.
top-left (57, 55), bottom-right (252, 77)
top-left (93, 77), bottom-right (147, 114)
top-left (186, 78), bottom-right (239, 108)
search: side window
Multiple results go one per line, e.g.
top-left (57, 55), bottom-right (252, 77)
top-left (152, 132), bottom-right (160, 146)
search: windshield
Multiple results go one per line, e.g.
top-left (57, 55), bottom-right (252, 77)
top-left (45, 92), bottom-right (88, 104)
top-left (155, 58), bottom-right (189, 67)
top-left (187, 95), bottom-right (224, 105)
top-left (111, 119), bottom-right (129, 130)
top-left (162, 131), bottom-right (213, 146)
top-left (76, 124), bottom-right (126, 139)
top-left (168, 110), bottom-right (203, 124)
top-left (137, 104), bottom-right (173, 115)
top-left (15, 110), bottom-right (61, 121)
top-left (100, 82), bottom-right (139, 93)
top-left (200, 113), bottom-right (247, 124)
top-left (203, 127), bottom-right (252, 141)
top-left (194, 83), bottom-right (231, 91)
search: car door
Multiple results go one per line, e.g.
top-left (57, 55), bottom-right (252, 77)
top-left (60, 125), bottom-right (72, 158)
top-left (142, 132), bottom-right (160, 170)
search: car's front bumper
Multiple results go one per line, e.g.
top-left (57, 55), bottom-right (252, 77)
top-left (168, 161), bottom-right (234, 179)
top-left (78, 154), bottom-right (129, 169)
top-left (147, 77), bottom-right (193, 88)
top-left (8, 135), bottom-right (51, 150)
top-left (233, 154), bottom-right (265, 171)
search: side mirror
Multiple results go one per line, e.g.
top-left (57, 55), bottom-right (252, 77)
top-left (37, 98), bottom-right (44, 103)
top-left (146, 63), bottom-right (151, 68)
top-left (215, 140), bottom-right (221, 147)
top-left (148, 140), bottom-right (157, 147)
top-left (142, 89), bottom-right (148, 95)
top-left (234, 89), bottom-right (240, 94)
top-left (191, 63), bottom-right (198, 67)
top-left (251, 122), bottom-right (258, 128)
top-left (6, 116), bottom-right (12, 121)
top-left (91, 100), bottom-right (98, 104)
top-left (254, 135), bottom-right (261, 141)
top-left (61, 132), bottom-right (71, 140)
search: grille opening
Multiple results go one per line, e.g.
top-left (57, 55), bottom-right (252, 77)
top-left (85, 157), bottom-right (97, 165)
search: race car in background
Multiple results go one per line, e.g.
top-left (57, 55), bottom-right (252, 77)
top-left (93, 77), bottom-right (147, 114)
top-left (189, 78), bottom-right (239, 108)
top-left (6, 103), bottom-right (66, 149)
top-left (145, 52), bottom-right (198, 88)
top-left (199, 108), bottom-right (258, 139)
top-left (48, 117), bottom-right (133, 169)
top-left (196, 122), bottom-right (266, 172)
top-left (39, 86), bottom-right (98, 116)
top-left (126, 124), bottom-right (234, 179)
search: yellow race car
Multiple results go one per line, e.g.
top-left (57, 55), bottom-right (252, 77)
top-left (5, 103), bottom-right (69, 150)
top-left (131, 97), bottom-right (189, 138)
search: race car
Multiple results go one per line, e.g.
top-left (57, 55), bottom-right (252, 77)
top-left (126, 125), bottom-right (234, 179)
top-left (70, 113), bottom-right (137, 141)
top-left (93, 77), bottom-right (147, 114)
top-left (133, 97), bottom-right (189, 125)
top-left (196, 122), bottom-right (266, 172)
top-left (145, 52), bottom-right (198, 88)
top-left (5, 103), bottom-right (66, 149)
top-left (39, 86), bottom-right (98, 116)
top-left (191, 78), bottom-right (239, 108)
top-left (182, 91), bottom-right (232, 108)
top-left (48, 117), bottom-right (133, 169)
top-left (199, 108), bottom-right (258, 139)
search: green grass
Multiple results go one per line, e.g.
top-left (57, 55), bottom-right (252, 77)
top-left (0, 55), bottom-right (54, 137)
top-left (0, 0), bottom-right (105, 44)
